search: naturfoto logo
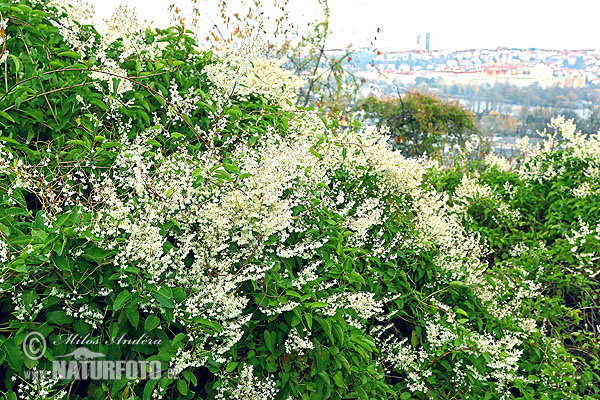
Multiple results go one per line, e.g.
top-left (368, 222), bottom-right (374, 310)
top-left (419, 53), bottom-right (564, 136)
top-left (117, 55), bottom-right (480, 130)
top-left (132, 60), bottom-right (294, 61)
top-left (22, 331), bottom-right (174, 381)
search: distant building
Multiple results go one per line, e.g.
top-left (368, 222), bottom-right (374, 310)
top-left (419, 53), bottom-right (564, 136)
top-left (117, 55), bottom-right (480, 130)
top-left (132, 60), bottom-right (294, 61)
top-left (416, 32), bottom-right (431, 51)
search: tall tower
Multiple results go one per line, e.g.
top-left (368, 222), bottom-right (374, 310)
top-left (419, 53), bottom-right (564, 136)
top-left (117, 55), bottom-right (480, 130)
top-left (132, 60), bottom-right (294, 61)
top-left (426, 32), bottom-right (431, 51)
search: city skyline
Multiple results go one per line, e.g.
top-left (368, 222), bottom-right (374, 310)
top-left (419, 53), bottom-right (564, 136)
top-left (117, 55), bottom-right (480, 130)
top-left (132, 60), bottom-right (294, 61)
top-left (89, 0), bottom-right (600, 51)
top-left (354, 47), bottom-right (598, 92)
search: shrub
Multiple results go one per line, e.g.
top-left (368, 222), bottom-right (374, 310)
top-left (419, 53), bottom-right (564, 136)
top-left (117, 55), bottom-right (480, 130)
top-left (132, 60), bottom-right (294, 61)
top-left (0, 1), bottom-right (597, 400)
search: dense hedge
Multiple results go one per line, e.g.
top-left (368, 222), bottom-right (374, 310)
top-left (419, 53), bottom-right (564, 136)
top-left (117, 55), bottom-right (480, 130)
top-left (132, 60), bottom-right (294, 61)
top-left (0, 1), bottom-right (598, 400)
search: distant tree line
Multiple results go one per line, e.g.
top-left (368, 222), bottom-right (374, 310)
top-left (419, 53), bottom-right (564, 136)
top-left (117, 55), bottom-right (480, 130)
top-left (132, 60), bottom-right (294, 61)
top-left (404, 81), bottom-right (600, 136)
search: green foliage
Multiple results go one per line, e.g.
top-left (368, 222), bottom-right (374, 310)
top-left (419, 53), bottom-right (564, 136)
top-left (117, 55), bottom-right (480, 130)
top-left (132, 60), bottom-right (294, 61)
top-left (426, 136), bottom-right (600, 399)
top-left (361, 90), bottom-right (477, 157)
top-left (0, 2), bottom-right (597, 400)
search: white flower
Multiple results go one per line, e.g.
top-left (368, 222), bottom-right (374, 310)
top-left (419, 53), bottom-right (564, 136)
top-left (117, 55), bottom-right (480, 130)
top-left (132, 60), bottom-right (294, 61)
top-left (204, 42), bottom-right (303, 108)
top-left (0, 239), bottom-right (8, 263)
top-left (572, 181), bottom-right (593, 198)
top-left (484, 153), bottom-right (512, 172)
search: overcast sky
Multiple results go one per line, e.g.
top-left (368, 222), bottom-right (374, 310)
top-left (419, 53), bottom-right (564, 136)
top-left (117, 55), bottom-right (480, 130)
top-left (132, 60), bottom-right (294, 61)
top-left (90, 0), bottom-right (600, 51)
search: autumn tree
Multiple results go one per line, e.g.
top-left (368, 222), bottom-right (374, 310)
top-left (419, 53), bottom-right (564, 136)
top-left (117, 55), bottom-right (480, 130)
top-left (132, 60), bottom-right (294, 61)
top-left (360, 90), bottom-right (477, 157)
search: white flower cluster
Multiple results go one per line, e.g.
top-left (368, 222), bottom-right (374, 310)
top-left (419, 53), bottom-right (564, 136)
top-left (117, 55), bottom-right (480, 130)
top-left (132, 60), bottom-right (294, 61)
top-left (345, 292), bottom-right (385, 320)
top-left (6, 5), bottom-right (596, 393)
top-left (0, 238), bottom-right (8, 263)
top-left (235, 57), bottom-right (304, 107)
top-left (49, 288), bottom-right (104, 329)
top-left (453, 172), bottom-right (520, 222)
top-left (509, 242), bottom-right (529, 258)
top-left (291, 260), bottom-right (320, 289)
top-left (284, 328), bottom-right (314, 355)
top-left (373, 331), bottom-right (431, 393)
top-left (46, 0), bottom-right (96, 57)
top-left (479, 265), bottom-right (542, 321)
top-left (14, 369), bottom-right (67, 400)
top-left (11, 292), bottom-right (43, 322)
top-left (0, 16), bottom-right (9, 64)
top-left (572, 181), bottom-right (593, 198)
top-left (318, 291), bottom-right (385, 329)
top-left (46, 0), bottom-right (168, 114)
top-left (99, 6), bottom-right (165, 62)
top-left (204, 41), bottom-right (303, 108)
top-left (216, 364), bottom-right (279, 400)
top-left (167, 79), bottom-right (201, 123)
top-left (484, 153), bottom-right (512, 172)
top-left (47, 0), bottom-right (164, 63)
top-left (453, 173), bottom-right (495, 205)
top-left (518, 116), bottom-right (600, 183)
top-left (90, 59), bottom-right (132, 96)
top-left (565, 217), bottom-right (600, 279)
top-left (425, 313), bottom-right (457, 348)
top-left (81, 102), bottom-right (505, 376)
top-left (0, 108), bottom-right (581, 400)
top-left (378, 307), bottom-right (531, 396)
top-left (347, 198), bottom-right (384, 246)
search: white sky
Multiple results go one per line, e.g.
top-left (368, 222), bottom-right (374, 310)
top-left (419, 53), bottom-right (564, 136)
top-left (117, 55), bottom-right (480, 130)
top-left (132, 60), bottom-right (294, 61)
top-left (90, 0), bottom-right (600, 50)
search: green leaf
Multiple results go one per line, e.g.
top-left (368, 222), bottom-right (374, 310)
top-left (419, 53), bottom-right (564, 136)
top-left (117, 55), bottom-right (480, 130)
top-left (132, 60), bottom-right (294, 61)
top-left (144, 314), bottom-right (160, 331)
top-left (317, 371), bottom-right (330, 385)
top-left (305, 314), bottom-right (313, 329)
top-left (411, 330), bottom-right (419, 348)
top-left (113, 291), bottom-right (132, 311)
top-left (86, 97), bottom-right (107, 111)
top-left (146, 139), bottom-right (161, 147)
top-left (7, 259), bottom-right (27, 273)
top-left (264, 330), bottom-right (275, 353)
top-left (310, 148), bottom-right (323, 159)
top-left (154, 286), bottom-right (174, 309)
top-left (226, 361), bottom-right (239, 372)
top-left (182, 370), bottom-right (197, 385)
top-left (143, 380), bottom-right (158, 400)
top-left (3, 339), bottom-right (23, 371)
top-left (9, 54), bottom-right (22, 73)
top-left (357, 387), bottom-right (368, 400)
top-left (58, 51), bottom-right (81, 59)
top-left (83, 247), bottom-right (107, 263)
top-left (177, 379), bottom-right (188, 395)
top-left (54, 255), bottom-right (72, 272)
top-left (16, 4), bottom-right (32, 12)
top-left (101, 141), bottom-right (122, 149)
top-left (449, 281), bottom-right (468, 289)
top-left (0, 222), bottom-right (10, 236)
top-left (349, 271), bottom-right (365, 285)
top-left (316, 316), bottom-right (334, 343)
top-left (47, 310), bottom-right (74, 325)
top-left (454, 307), bottom-right (469, 318)
top-left (0, 110), bottom-right (15, 123)
top-left (126, 304), bottom-right (140, 328)
top-left (333, 371), bottom-right (345, 388)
